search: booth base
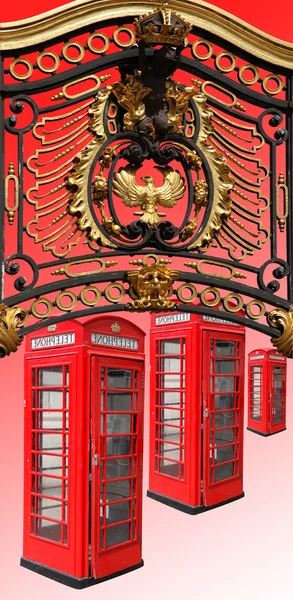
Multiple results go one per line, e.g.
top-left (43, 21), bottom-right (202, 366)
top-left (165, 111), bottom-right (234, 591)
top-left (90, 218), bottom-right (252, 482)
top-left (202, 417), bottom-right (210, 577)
top-left (20, 557), bottom-right (144, 589)
top-left (247, 427), bottom-right (286, 437)
top-left (147, 490), bottom-right (245, 515)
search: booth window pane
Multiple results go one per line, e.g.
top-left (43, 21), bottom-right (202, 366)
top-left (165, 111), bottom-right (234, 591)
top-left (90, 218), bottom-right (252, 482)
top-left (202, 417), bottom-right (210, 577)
top-left (38, 367), bottom-right (63, 387)
top-left (249, 365), bottom-right (263, 422)
top-left (36, 519), bottom-right (62, 543)
top-left (272, 365), bottom-right (285, 424)
top-left (155, 338), bottom-right (186, 480)
top-left (30, 365), bottom-right (70, 546)
top-left (209, 340), bottom-right (240, 485)
top-left (99, 365), bottom-right (139, 553)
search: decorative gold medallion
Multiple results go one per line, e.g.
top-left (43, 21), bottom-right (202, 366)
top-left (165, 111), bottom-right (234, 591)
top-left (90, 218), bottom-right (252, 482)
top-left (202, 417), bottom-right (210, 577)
top-left (126, 256), bottom-right (180, 312)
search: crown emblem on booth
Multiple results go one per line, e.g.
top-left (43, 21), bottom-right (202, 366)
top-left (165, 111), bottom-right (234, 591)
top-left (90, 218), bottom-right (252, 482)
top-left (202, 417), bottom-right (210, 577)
top-left (134, 3), bottom-right (191, 47)
top-left (111, 322), bottom-right (121, 334)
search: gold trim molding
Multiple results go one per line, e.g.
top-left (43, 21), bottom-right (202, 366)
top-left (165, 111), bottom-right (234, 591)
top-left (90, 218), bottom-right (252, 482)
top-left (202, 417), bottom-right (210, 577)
top-left (0, 304), bottom-right (28, 358)
top-left (268, 308), bottom-right (293, 358)
top-left (1, 1), bottom-right (293, 68)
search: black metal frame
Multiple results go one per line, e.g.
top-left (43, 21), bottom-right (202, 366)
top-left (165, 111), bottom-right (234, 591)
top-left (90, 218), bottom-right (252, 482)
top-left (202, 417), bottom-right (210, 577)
top-left (1, 14), bottom-right (292, 336)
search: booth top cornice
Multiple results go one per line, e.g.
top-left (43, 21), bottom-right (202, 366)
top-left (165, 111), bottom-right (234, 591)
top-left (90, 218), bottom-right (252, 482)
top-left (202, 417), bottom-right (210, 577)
top-left (0, 0), bottom-right (293, 69)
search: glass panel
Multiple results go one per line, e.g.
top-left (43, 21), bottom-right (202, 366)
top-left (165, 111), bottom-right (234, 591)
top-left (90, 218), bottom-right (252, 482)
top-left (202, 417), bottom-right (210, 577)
top-left (159, 460), bottom-right (180, 478)
top-left (213, 445), bottom-right (235, 464)
top-left (215, 360), bottom-right (236, 374)
top-left (160, 425), bottom-right (181, 444)
top-left (106, 479), bottom-right (131, 501)
top-left (160, 391), bottom-right (181, 406)
top-left (38, 433), bottom-right (64, 452)
top-left (160, 339), bottom-right (181, 354)
top-left (160, 357), bottom-right (180, 372)
top-left (37, 453), bottom-right (63, 474)
top-left (106, 435), bottom-right (131, 457)
top-left (214, 428), bottom-right (234, 444)
top-left (37, 497), bottom-right (62, 521)
top-left (38, 367), bottom-right (63, 387)
top-left (214, 462), bottom-right (234, 482)
top-left (38, 390), bottom-right (63, 410)
top-left (160, 408), bottom-right (181, 425)
top-left (106, 501), bottom-right (130, 525)
top-left (36, 519), bottom-right (62, 543)
top-left (160, 373), bottom-right (181, 389)
top-left (106, 392), bottom-right (132, 412)
top-left (37, 411), bottom-right (63, 431)
top-left (214, 411), bottom-right (235, 428)
top-left (107, 369), bottom-right (132, 389)
top-left (160, 441), bottom-right (180, 461)
top-left (106, 458), bottom-right (131, 480)
top-left (216, 341), bottom-right (235, 356)
top-left (38, 476), bottom-right (63, 498)
top-left (106, 523), bottom-right (130, 548)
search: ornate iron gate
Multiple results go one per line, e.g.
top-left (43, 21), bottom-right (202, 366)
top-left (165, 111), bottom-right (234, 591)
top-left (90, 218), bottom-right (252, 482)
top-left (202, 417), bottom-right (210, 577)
top-left (0, 0), bottom-right (292, 357)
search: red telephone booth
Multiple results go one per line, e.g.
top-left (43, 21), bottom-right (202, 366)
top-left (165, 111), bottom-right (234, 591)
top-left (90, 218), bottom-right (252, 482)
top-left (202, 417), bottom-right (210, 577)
top-left (21, 316), bottom-right (145, 588)
top-left (248, 349), bottom-right (287, 436)
top-left (148, 311), bottom-right (245, 514)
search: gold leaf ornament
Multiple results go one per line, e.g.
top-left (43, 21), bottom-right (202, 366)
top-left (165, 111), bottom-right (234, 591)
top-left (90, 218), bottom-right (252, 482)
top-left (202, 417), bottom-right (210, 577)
top-left (268, 308), bottom-right (293, 358)
top-left (0, 304), bottom-right (28, 358)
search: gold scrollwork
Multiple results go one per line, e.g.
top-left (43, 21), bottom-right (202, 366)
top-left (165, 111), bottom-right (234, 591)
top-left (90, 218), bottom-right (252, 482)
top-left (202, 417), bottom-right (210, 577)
top-left (191, 79), bottom-right (246, 112)
top-left (10, 58), bottom-right (33, 80)
top-left (113, 26), bottom-right (136, 48)
top-left (276, 173), bottom-right (289, 232)
top-left (262, 74), bottom-right (283, 95)
top-left (36, 51), bottom-right (60, 73)
top-left (184, 260), bottom-right (247, 280)
top-left (192, 40), bottom-right (213, 60)
top-left (51, 74), bottom-right (111, 102)
top-left (239, 64), bottom-right (259, 85)
top-left (215, 52), bottom-right (236, 73)
top-left (87, 32), bottom-right (110, 54)
top-left (126, 256), bottom-right (180, 311)
top-left (0, 304), bottom-right (28, 358)
top-left (51, 258), bottom-right (118, 278)
top-left (62, 41), bottom-right (85, 63)
top-left (31, 298), bottom-right (53, 319)
top-left (5, 163), bottom-right (19, 225)
top-left (268, 308), bottom-right (293, 358)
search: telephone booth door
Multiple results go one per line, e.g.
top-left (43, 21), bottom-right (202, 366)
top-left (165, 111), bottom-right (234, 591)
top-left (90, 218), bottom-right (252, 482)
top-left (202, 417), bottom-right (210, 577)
top-left (248, 356), bottom-right (266, 434)
top-left (269, 361), bottom-right (286, 434)
top-left (202, 331), bottom-right (244, 507)
top-left (91, 356), bottom-right (144, 580)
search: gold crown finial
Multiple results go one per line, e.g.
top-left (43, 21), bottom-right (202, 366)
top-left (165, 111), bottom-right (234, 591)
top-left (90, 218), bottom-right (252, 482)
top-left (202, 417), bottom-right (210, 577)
top-left (134, 3), bottom-right (191, 47)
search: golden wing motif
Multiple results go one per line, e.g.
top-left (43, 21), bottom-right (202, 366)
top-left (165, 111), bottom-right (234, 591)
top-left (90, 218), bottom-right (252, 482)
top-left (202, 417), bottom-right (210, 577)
top-left (155, 167), bottom-right (186, 208)
top-left (25, 82), bottom-right (115, 257)
top-left (113, 166), bottom-right (146, 207)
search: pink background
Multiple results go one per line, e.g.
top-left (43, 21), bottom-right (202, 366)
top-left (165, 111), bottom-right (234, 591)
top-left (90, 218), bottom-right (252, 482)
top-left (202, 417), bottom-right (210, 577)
top-left (1, 1), bottom-right (293, 599)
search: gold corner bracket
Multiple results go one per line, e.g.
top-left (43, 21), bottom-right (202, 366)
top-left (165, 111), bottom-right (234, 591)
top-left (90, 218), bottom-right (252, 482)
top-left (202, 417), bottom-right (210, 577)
top-left (268, 308), bottom-right (293, 358)
top-left (0, 304), bottom-right (28, 358)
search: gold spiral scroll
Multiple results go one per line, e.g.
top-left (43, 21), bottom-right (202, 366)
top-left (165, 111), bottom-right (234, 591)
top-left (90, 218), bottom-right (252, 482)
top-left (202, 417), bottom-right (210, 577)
top-left (268, 308), bottom-right (293, 358)
top-left (0, 304), bottom-right (28, 358)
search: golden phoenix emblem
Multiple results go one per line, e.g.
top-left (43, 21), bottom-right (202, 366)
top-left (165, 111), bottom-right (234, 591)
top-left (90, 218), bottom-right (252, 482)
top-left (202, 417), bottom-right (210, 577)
top-left (113, 165), bottom-right (186, 225)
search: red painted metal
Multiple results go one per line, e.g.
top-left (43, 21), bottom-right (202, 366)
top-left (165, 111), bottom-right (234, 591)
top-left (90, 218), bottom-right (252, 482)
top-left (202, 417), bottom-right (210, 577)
top-left (248, 349), bottom-right (287, 435)
top-left (149, 311), bottom-right (245, 512)
top-left (23, 316), bottom-right (145, 582)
